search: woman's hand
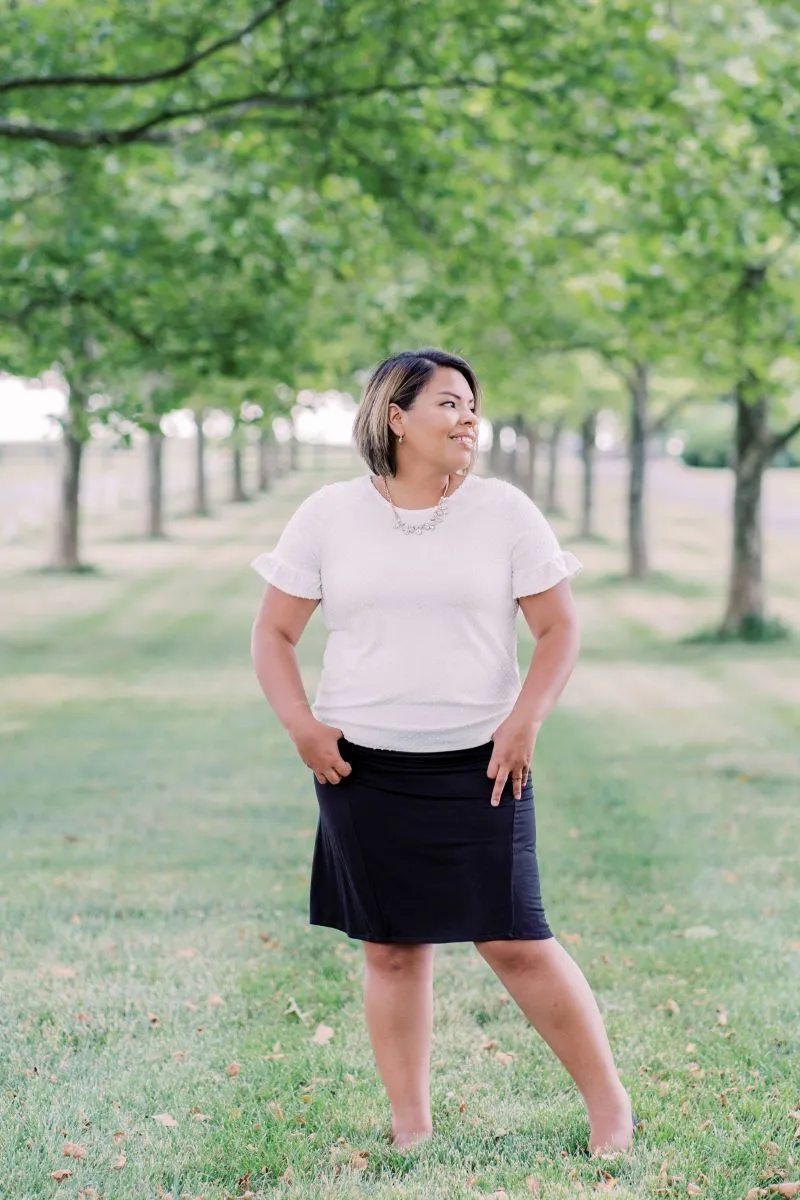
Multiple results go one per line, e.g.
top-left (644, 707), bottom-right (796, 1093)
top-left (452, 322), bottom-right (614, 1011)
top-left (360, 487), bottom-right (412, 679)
top-left (487, 716), bottom-right (539, 805)
top-left (290, 714), bottom-right (353, 785)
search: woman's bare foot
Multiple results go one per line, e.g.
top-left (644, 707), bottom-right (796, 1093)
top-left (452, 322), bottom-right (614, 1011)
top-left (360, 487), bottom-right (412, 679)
top-left (588, 1088), bottom-right (635, 1156)
top-left (391, 1124), bottom-right (433, 1151)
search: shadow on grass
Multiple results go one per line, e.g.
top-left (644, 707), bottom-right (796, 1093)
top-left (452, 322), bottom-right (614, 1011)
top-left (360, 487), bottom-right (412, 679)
top-left (564, 532), bottom-right (616, 547)
top-left (30, 562), bottom-right (105, 578)
top-left (683, 615), bottom-right (792, 645)
top-left (579, 570), bottom-right (712, 598)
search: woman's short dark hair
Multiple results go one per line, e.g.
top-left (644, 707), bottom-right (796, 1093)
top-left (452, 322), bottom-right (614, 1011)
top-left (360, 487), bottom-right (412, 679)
top-left (352, 347), bottom-right (482, 477)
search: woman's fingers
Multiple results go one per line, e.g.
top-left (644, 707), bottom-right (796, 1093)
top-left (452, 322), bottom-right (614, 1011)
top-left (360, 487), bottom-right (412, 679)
top-left (490, 763), bottom-right (528, 804)
top-left (490, 768), bottom-right (508, 806)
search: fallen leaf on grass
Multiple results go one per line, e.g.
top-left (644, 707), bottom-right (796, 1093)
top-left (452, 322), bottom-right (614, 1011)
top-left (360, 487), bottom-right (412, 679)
top-left (495, 1051), bottom-right (515, 1067)
top-left (312, 1023), bottom-right (334, 1045)
top-left (176, 947), bottom-right (197, 959)
top-left (279, 1166), bottom-right (293, 1183)
top-left (595, 1171), bottom-right (618, 1191)
top-left (50, 1169), bottom-right (72, 1182)
top-left (663, 904), bottom-right (677, 915)
top-left (683, 926), bottom-right (718, 940)
top-left (716, 1007), bottom-right (728, 1026)
top-left (148, 1013), bottom-right (160, 1026)
top-left (686, 1043), bottom-right (697, 1052)
top-left (207, 993), bottom-right (225, 1007)
top-left (481, 1039), bottom-right (498, 1052)
top-left (284, 996), bottom-right (307, 1022)
top-left (63, 1142), bottom-right (87, 1159)
top-left (152, 1113), bottom-right (178, 1128)
top-left (666, 998), bottom-right (681, 1016)
top-left (111, 1131), bottom-right (125, 1144)
top-left (764, 1141), bottom-right (781, 1157)
top-left (527, 1181), bottom-right (540, 1195)
top-left (723, 870), bottom-right (739, 884)
top-left (258, 933), bottom-right (280, 949)
top-left (267, 1101), bottom-right (284, 1120)
top-left (350, 1151), bottom-right (369, 1170)
top-left (78, 1189), bottom-right (100, 1199)
top-left (51, 966), bottom-right (76, 979)
top-left (789, 942), bottom-right (800, 952)
top-left (745, 1190), bottom-right (764, 1200)
top-left (111, 1154), bottom-right (126, 1170)
top-left (191, 1111), bottom-right (212, 1122)
top-left (225, 1062), bottom-right (241, 1078)
top-left (185, 1001), bottom-right (199, 1012)
top-left (561, 932), bottom-right (582, 944)
top-left (498, 992), bottom-right (509, 1005)
top-left (76, 1012), bottom-right (90, 1023)
top-left (687, 1185), bottom-right (702, 1196)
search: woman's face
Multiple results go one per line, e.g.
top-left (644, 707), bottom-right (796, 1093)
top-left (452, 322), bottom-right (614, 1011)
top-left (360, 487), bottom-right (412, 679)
top-left (389, 366), bottom-right (478, 470)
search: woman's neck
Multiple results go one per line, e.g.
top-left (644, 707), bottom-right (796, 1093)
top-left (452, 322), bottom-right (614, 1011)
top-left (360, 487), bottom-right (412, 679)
top-left (376, 468), bottom-right (466, 509)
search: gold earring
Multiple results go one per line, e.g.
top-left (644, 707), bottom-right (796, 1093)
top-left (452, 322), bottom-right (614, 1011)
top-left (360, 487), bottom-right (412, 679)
top-left (398, 434), bottom-right (404, 444)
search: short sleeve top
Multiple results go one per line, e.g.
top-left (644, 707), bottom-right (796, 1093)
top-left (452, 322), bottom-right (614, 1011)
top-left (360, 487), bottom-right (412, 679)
top-left (252, 472), bottom-right (581, 751)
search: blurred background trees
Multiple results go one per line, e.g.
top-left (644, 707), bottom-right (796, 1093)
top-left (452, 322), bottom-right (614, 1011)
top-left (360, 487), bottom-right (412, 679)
top-left (1, 0), bottom-right (798, 635)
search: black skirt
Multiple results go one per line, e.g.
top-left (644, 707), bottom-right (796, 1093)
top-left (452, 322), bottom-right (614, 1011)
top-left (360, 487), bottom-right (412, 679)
top-left (309, 736), bottom-right (553, 944)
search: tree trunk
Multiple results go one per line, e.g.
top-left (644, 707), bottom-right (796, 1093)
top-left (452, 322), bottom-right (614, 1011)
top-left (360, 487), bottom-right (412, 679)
top-left (580, 411), bottom-right (597, 538)
top-left (721, 390), bottom-right (769, 635)
top-left (627, 361), bottom-right (649, 580)
top-left (146, 429), bottom-right (165, 538)
top-left (289, 433), bottom-right (300, 471)
top-left (257, 428), bottom-right (272, 492)
top-left (511, 416), bottom-right (524, 488)
top-left (54, 430), bottom-right (84, 570)
top-left (232, 444), bottom-right (248, 503)
top-left (521, 421), bottom-right (539, 500)
top-left (194, 410), bottom-right (209, 516)
top-left (489, 421), bottom-right (504, 476)
top-left (546, 418), bottom-right (564, 513)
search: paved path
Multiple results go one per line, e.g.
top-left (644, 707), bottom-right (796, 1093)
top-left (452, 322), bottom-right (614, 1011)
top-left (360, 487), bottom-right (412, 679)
top-left (595, 456), bottom-right (799, 538)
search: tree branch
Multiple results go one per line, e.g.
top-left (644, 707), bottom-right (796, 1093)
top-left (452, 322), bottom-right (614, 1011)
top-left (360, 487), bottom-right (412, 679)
top-left (0, 75), bottom-right (496, 146)
top-left (770, 415), bottom-right (800, 455)
top-left (648, 391), bottom-right (694, 435)
top-left (0, 0), bottom-right (295, 94)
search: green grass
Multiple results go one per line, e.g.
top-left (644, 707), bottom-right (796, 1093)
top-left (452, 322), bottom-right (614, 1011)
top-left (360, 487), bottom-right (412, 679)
top-left (1, 458), bottom-right (800, 1199)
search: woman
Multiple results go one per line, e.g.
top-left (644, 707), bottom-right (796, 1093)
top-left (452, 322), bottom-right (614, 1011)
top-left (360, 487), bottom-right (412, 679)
top-left (250, 348), bottom-right (635, 1157)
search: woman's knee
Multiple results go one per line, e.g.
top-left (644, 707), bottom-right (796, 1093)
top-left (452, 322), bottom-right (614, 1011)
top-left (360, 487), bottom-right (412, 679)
top-left (474, 936), bottom-right (556, 973)
top-left (363, 941), bottom-right (434, 975)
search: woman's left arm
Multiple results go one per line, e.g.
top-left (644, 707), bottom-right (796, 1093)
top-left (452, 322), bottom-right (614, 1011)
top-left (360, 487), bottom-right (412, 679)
top-left (487, 580), bottom-right (580, 805)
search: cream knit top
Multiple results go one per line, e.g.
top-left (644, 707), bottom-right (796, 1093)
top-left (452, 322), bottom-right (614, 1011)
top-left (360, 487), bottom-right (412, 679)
top-left (251, 472), bottom-right (581, 752)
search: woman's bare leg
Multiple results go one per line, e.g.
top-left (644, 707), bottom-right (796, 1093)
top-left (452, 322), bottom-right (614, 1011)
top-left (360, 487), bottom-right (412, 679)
top-left (474, 937), bottom-right (633, 1153)
top-left (362, 941), bottom-right (435, 1149)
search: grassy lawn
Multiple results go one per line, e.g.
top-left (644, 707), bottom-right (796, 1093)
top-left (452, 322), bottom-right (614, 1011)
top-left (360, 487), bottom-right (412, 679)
top-left (1, 456), bottom-right (799, 1199)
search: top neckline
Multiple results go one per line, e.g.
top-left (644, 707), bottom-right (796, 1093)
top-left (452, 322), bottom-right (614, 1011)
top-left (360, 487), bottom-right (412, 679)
top-left (365, 472), bottom-right (477, 513)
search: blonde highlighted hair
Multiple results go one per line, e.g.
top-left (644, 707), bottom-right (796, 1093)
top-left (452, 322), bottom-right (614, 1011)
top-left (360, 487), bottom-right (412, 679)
top-left (352, 347), bottom-right (482, 478)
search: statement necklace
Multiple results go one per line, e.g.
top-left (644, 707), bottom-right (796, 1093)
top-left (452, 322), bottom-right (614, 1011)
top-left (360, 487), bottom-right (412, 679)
top-left (381, 474), bottom-right (450, 535)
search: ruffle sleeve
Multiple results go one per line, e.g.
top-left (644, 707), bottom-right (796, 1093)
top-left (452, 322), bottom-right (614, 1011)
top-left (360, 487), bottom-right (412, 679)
top-left (250, 488), bottom-right (325, 600)
top-left (511, 549), bottom-right (582, 599)
top-left (503, 481), bottom-right (583, 599)
top-left (251, 552), bottom-right (322, 600)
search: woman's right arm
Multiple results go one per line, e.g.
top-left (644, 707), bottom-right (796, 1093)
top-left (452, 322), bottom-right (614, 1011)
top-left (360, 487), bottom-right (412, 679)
top-left (250, 585), bottom-right (352, 785)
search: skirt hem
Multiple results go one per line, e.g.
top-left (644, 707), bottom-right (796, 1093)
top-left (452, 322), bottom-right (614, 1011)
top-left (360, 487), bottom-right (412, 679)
top-left (310, 919), bottom-right (554, 944)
